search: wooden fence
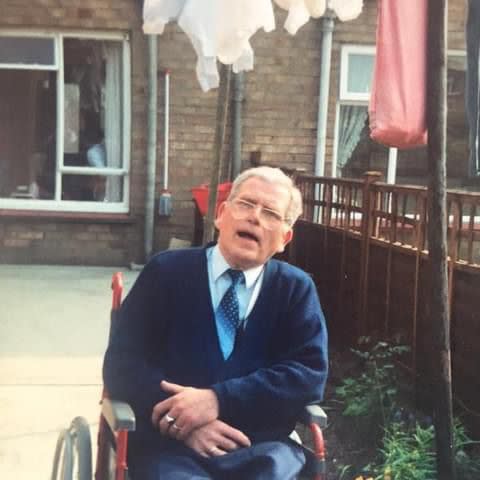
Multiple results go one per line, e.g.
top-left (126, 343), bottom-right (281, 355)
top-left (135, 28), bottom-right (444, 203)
top-left (290, 172), bottom-right (480, 432)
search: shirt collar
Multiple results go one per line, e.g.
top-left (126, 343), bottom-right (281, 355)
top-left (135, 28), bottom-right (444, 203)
top-left (211, 244), bottom-right (264, 288)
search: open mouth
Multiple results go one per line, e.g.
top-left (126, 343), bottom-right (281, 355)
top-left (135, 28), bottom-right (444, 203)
top-left (237, 230), bottom-right (260, 243)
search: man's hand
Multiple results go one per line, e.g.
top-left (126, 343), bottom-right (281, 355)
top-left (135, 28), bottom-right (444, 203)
top-left (183, 420), bottom-right (251, 458)
top-left (151, 381), bottom-right (220, 440)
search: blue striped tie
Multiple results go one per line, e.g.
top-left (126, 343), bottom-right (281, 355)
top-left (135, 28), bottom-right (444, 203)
top-left (217, 269), bottom-right (244, 358)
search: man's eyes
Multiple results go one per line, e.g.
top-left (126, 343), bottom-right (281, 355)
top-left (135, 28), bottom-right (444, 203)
top-left (238, 199), bottom-right (255, 209)
top-left (262, 209), bottom-right (282, 221)
top-left (237, 199), bottom-right (282, 221)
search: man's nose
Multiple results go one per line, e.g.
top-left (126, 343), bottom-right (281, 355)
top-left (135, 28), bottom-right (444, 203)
top-left (246, 205), bottom-right (262, 224)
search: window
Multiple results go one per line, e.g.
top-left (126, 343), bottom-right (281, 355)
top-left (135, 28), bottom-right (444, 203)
top-left (389, 54), bottom-right (468, 185)
top-left (334, 45), bottom-right (468, 184)
top-left (339, 45), bottom-right (375, 102)
top-left (334, 45), bottom-right (383, 178)
top-left (0, 32), bottom-right (130, 213)
top-left (334, 103), bottom-right (389, 178)
top-left (445, 52), bottom-right (468, 180)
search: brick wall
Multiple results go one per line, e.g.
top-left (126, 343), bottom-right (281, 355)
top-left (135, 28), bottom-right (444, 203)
top-left (0, 0), bottom-right (470, 264)
top-left (0, 0), bottom-right (147, 265)
top-left (0, 217), bottom-right (141, 265)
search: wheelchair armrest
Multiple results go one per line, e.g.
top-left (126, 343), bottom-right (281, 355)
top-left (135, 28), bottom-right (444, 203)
top-left (101, 398), bottom-right (136, 432)
top-left (299, 404), bottom-right (327, 429)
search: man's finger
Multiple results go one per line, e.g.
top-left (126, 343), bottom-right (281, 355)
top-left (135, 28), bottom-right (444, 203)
top-left (215, 435), bottom-right (238, 452)
top-left (151, 398), bottom-right (172, 426)
top-left (174, 418), bottom-right (195, 441)
top-left (169, 422), bottom-right (183, 439)
top-left (160, 380), bottom-right (185, 394)
top-left (220, 424), bottom-right (251, 447)
top-left (159, 413), bottom-right (178, 435)
top-left (208, 446), bottom-right (227, 457)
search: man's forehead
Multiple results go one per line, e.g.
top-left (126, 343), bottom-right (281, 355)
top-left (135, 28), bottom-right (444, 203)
top-left (237, 177), bottom-right (289, 196)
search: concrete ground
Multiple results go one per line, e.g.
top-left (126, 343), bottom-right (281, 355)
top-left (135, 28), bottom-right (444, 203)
top-left (0, 265), bottom-right (139, 479)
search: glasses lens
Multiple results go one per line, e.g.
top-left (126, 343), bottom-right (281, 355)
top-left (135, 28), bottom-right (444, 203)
top-left (260, 209), bottom-right (283, 230)
top-left (230, 199), bottom-right (252, 219)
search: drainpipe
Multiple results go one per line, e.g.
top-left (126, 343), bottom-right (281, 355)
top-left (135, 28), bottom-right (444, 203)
top-left (314, 12), bottom-right (335, 177)
top-left (232, 72), bottom-right (245, 178)
top-left (145, 34), bottom-right (158, 261)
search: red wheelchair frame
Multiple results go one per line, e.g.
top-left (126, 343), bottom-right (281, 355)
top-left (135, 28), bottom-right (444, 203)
top-left (95, 272), bottom-right (132, 480)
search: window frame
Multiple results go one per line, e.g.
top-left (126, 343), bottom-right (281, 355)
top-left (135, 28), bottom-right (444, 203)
top-left (0, 29), bottom-right (131, 214)
top-left (339, 44), bottom-right (376, 102)
top-left (333, 44), bottom-right (376, 177)
top-left (0, 33), bottom-right (58, 70)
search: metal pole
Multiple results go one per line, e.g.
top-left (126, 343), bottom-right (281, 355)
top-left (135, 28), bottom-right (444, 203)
top-left (386, 147), bottom-right (398, 184)
top-left (145, 34), bottom-right (158, 261)
top-left (314, 13), bottom-right (335, 177)
top-left (203, 64), bottom-right (232, 245)
top-left (426, 0), bottom-right (456, 478)
top-left (232, 72), bottom-right (245, 179)
top-left (163, 70), bottom-right (170, 191)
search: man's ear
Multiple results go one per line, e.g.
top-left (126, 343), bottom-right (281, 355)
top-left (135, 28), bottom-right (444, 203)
top-left (277, 228), bottom-right (293, 253)
top-left (214, 201), bottom-right (227, 229)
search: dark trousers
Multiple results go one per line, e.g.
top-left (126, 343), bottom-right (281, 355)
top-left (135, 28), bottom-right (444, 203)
top-left (129, 440), bottom-right (306, 480)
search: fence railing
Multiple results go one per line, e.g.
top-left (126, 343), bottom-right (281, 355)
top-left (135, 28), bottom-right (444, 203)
top-left (291, 171), bottom-right (480, 432)
top-left (296, 171), bottom-right (480, 268)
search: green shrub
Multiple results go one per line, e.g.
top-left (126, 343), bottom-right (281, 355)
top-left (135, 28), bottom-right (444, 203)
top-left (366, 420), bottom-right (480, 480)
top-left (335, 338), bottom-right (410, 424)
top-left (453, 419), bottom-right (480, 480)
top-left (373, 422), bottom-right (437, 480)
top-left (334, 338), bottom-right (480, 479)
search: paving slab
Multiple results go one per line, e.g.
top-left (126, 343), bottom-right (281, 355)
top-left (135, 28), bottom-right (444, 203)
top-left (0, 265), bottom-right (139, 479)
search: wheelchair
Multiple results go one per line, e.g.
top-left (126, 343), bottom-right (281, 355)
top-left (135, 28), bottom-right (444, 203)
top-left (51, 272), bottom-right (327, 480)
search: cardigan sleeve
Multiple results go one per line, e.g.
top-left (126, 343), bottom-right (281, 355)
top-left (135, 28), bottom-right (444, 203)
top-left (211, 273), bottom-right (328, 430)
top-left (102, 259), bottom-right (169, 422)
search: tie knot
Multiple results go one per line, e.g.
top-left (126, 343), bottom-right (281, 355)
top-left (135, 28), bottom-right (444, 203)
top-left (227, 269), bottom-right (244, 286)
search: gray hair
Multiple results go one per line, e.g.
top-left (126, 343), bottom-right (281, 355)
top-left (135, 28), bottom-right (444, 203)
top-left (228, 166), bottom-right (303, 226)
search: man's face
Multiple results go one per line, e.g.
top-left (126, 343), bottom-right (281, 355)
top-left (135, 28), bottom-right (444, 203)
top-left (215, 177), bottom-right (293, 270)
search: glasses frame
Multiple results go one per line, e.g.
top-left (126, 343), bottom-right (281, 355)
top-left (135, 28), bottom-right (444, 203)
top-left (228, 198), bottom-right (290, 230)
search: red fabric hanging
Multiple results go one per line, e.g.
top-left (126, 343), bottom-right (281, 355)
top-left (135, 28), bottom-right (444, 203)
top-left (369, 0), bottom-right (428, 148)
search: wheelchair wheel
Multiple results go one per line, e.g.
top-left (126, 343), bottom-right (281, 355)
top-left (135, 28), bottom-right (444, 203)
top-left (69, 416), bottom-right (92, 480)
top-left (51, 428), bottom-right (73, 480)
top-left (105, 443), bottom-right (131, 480)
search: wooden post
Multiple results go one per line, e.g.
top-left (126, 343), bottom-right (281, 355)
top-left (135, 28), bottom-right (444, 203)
top-left (358, 171), bottom-right (382, 337)
top-left (411, 193), bottom-right (425, 394)
top-left (202, 64), bottom-right (232, 245)
top-left (426, 0), bottom-right (456, 478)
top-left (447, 198), bottom-right (460, 317)
top-left (384, 190), bottom-right (398, 336)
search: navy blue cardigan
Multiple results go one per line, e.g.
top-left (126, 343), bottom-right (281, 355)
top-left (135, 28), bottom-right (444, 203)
top-left (103, 246), bottom-right (328, 446)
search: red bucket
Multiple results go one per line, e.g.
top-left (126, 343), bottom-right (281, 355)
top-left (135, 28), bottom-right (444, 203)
top-left (192, 182), bottom-right (232, 217)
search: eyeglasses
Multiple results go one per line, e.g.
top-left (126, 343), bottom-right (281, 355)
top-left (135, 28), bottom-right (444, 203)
top-left (228, 198), bottom-right (289, 230)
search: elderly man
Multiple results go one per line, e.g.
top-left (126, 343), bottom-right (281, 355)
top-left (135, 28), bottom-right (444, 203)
top-left (103, 166), bottom-right (328, 479)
